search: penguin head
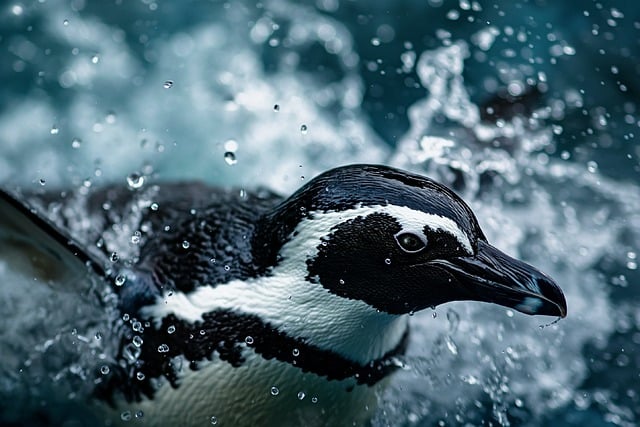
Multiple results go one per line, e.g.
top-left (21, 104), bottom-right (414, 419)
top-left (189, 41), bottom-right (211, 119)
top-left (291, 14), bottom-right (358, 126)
top-left (257, 164), bottom-right (566, 317)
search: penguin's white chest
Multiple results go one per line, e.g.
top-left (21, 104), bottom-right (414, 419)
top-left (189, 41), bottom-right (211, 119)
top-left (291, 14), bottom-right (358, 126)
top-left (111, 349), bottom-right (384, 427)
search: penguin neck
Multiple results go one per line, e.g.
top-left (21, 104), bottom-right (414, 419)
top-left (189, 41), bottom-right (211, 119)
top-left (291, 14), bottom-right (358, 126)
top-left (145, 271), bottom-right (409, 366)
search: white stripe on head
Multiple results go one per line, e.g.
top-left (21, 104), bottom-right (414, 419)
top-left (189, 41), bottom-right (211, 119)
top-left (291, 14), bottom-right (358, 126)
top-left (305, 204), bottom-right (473, 255)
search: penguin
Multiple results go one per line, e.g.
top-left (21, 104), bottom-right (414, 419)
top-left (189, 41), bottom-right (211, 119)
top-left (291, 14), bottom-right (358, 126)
top-left (0, 164), bottom-right (566, 427)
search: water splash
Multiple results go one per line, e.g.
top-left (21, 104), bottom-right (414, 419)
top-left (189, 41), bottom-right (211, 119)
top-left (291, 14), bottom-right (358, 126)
top-left (0, 1), bottom-right (637, 426)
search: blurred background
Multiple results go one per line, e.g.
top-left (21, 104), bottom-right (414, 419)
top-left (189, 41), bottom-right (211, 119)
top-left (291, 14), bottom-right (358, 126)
top-left (0, 0), bottom-right (639, 426)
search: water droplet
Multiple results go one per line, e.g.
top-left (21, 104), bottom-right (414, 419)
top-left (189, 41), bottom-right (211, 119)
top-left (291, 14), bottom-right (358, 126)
top-left (100, 365), bottom-right (110, 375)
top-left (245, 336), bottom-right (254, 345)
top-left (63, 19), bottom-right (69, 27)
top-left (182, 240), bottom-right (190, 249)
top-left (297, 391), bottom-right (306, 400)
top-left (384, 258), bottom-right (391, 265)
top-left (114, 274), bottom-right (126, 287)
top-left (136, 371), bottom-right (145, 380)
top-left (300, 124), bottom-right (308, 134)
top-left (50, 125), bottom-right (59, 135)
top-left (163, 80), bottom-right (174, 89)
top-left (444, 336), bottom-right (458, 355)
top-left (270, 386), bottom-right (279, 396)
top-left (158, 343), bottom-right (170, 353)
top-left (38, 178), bottom-right (46, 186)
top-left (167, 325), bottom-right (176, 334)
top-left (292, 348), bottom-right (299, 357)
top-left (91, 54), bottom-right (99, 64)
top-left (126, 172), bottom-right (145, 189)
top-left (210, 416), bottom-right (218, 425)
top-left (224, 151), bottom-right (237, 165)
top-left (131, 231), bottom-right (141, 244)
top-left (71, 137), bottom-right (82, 148)
top-left (105, 111), bottom-right (116, 124)
top-left (132, 336), bottom-right (143, 348)
top-left (110, 252), bottom-right (119, 263)
top-left (273, 104), bottom-right (280, 112)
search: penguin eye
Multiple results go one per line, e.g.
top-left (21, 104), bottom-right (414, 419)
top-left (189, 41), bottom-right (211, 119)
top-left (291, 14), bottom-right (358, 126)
top-left (394, 232), bottom-right (427, 253)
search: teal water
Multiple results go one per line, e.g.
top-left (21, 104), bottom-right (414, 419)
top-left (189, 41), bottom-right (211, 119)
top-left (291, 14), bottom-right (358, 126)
top-left (0, 1), bottom-right (639, 426)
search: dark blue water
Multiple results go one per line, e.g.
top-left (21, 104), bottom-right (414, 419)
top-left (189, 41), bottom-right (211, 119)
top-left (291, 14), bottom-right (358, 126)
top-left (1, 1), bottom-right (639, 426)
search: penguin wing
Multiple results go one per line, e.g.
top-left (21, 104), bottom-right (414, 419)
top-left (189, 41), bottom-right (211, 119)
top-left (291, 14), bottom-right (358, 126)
top-left (0, 189), bottom-right (105, 282)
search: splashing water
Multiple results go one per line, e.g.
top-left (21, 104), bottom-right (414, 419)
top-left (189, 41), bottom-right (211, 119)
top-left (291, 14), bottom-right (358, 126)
top-left (1, 0), bottom-right (639, 426)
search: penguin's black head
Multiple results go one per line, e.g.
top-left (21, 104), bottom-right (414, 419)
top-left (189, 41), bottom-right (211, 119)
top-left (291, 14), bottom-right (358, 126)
top-left (256, 164), bottom-right (567, 318)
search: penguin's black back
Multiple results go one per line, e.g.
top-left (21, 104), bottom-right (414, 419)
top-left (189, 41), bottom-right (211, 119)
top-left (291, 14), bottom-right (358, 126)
top-left (24, 182), bottom-right (283, 310)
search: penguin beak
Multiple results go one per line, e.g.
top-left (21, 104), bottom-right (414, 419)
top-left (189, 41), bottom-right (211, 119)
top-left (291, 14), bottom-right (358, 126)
top-left (436, 241), bottom-right (567, 318)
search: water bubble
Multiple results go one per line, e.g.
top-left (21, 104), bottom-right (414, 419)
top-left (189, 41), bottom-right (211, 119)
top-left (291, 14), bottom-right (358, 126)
top-left (126, 172), bottom-right (145, 189)
top-left (150, 203), bottom-right (159, 211)
top-left (273, 104), bottom-right (280, 112)
top-left (300, 124), bottom-right (308, 134)
top-left (384, 258), bottom-right (392, 265)
top-left (131, 231), bottom-right (141, 244)
top-left (50, 125), bottom-right (59, 135)
top-left (122, 313), bottom-right (130, 321)
top-left (224, 265), bottom-right (230, 271)
top-left (292, 348), bottom-right (300, 357)
top-left (132, 336), bottom-right (143, 347)
top-left (182, 240), bottom-right (190, 249)
top-left (135, 411), bottom-right (144, 419)
top-left (136, 372), bottom-right (145, 380)
top-left (132, 321), bottom-right (143, 332)
top-left (95, 332), bottom-right (102, 340)
top-left (311, 397), bottom-right (318, 404)
top-left (224, 151), bottom-right (237, 165)
top-left (245, 336), bottom-right (254, 345)
top-left (11, 4), bottom-right (23, 15)
top-left (163, 80), bottom-right (174, 89)
top-left (39, 178), bottom-right (46, 186)
top-left (270, 386), bottom-right (279, 396)
top-left (115, 274), bottom-right (126, 287)
top-left (110, 252), bottom-right (119, 263)
top-left (121, 411), bottom-right (132, 421)
top-left (338, 279), bottom-right (345, 285)
top-left (71, 137), bottom-right (82, 148)
top-left (91, 54), bottom-right (99, 64)
top-left (158, 343), bottom-right (170, 353)
top-left (167, 325), bottom-right (176, 334)
top-left (297, 391), bottom-right (306, 400)
top-left (63, 19), bottom-right (69, 27)
top-left (210, 416), bottom-right (218, 425)
top-left (100, 365), bottom-right (110, 375)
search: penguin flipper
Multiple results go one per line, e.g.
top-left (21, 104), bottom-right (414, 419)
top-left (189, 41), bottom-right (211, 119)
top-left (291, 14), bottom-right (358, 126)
top-left (0, 189), bottom-right (105, 282)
